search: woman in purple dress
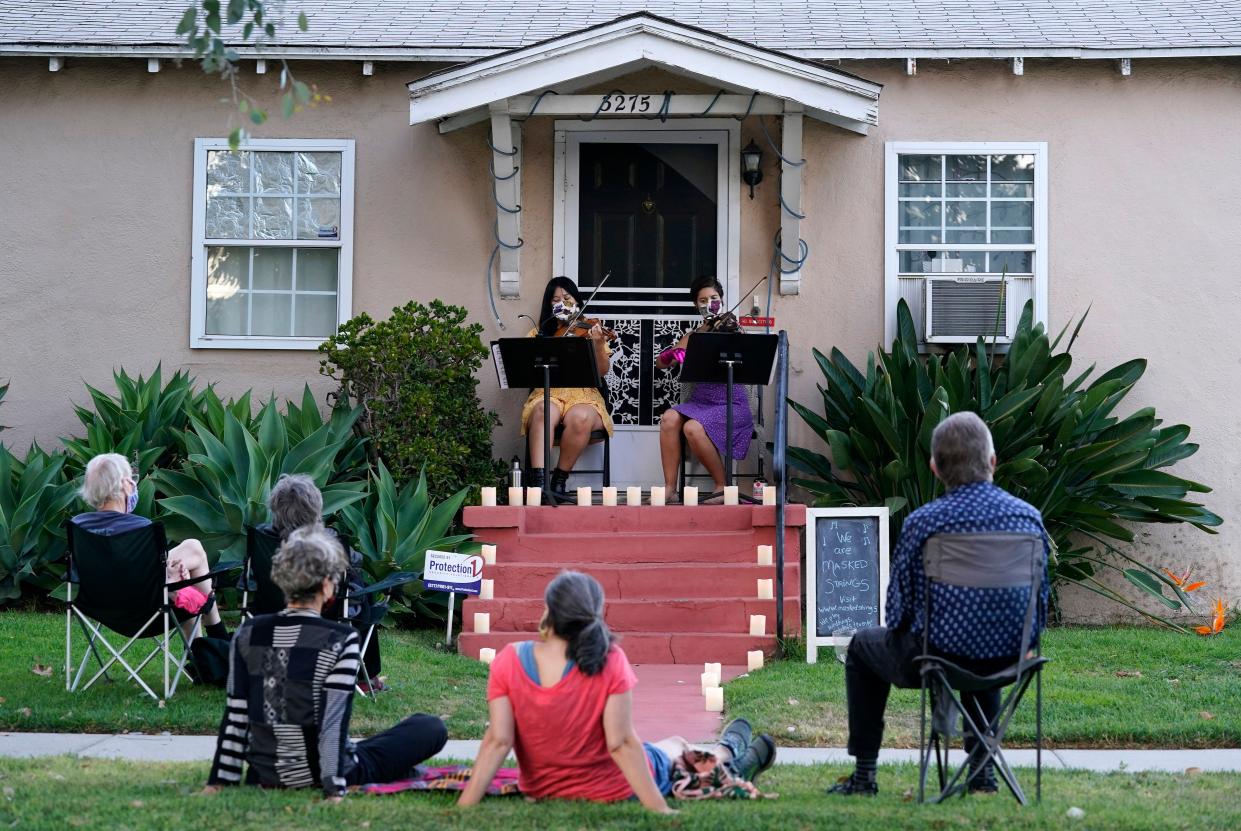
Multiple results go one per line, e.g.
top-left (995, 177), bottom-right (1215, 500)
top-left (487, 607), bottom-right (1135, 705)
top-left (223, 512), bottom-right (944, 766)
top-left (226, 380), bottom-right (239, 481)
top-left (656, 276), bottom-right (754, 501)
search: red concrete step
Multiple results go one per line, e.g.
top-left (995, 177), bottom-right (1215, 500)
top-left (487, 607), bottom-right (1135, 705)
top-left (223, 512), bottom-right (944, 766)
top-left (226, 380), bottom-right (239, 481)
top-left (466, 505), bottom-right (778, 534)
top-left (463, 596), bottom-right (802, 634)
top-left (499, 530), bottom-right (760, 564)
top-left (458, 631), bottom-right (780, 665)
top-left (481, 562), bottom-right (800, 600)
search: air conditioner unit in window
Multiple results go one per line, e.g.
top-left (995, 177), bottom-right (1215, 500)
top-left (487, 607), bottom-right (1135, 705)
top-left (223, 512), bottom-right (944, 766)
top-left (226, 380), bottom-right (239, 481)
top-left (924, 276), bottom-right (1011, 344)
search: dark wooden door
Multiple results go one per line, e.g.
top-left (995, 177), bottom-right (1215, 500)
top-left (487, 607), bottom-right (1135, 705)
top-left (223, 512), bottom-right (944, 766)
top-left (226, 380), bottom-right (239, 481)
top-left (577, 142), bottom-right (718, 426)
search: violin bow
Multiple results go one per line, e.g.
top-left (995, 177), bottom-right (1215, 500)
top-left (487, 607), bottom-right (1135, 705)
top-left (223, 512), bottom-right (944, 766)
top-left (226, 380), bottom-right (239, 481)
top-left (560, 270), bottom-right (612, 336)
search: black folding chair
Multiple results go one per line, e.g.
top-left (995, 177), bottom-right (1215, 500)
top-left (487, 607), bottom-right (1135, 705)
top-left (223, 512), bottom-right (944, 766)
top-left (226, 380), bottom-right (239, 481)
top-left (242, 525), bottom-right (420, 698)
top-left (524, 425), bottom-right (611, 487)
top-left (64, 520), bottom-right (237, 701)
top-left (916, 532), bottom-right (1049, 805)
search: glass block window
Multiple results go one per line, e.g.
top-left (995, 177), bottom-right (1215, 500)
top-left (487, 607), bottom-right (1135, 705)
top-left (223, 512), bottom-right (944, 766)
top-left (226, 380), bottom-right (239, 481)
top-left (192, 139), bottom-right (354, 349)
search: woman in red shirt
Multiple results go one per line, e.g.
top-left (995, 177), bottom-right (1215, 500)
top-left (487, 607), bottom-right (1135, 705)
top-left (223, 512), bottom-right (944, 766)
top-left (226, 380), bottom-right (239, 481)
top-left (458, 571), bottom-right (772, 812)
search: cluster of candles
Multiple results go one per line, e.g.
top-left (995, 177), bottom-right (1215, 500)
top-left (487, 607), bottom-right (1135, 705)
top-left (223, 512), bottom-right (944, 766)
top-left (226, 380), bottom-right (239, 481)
top-left (478, 484), bottom-right (779, 507)
top-left (701, 651), bottom-right (766, 712)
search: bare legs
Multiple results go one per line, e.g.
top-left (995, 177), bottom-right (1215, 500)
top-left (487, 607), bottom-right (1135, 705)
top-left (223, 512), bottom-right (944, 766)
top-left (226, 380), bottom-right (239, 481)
top-left (165, 538), bottom-right (222, 635)
top-left (658, 410), bottom-right (727, 494)
top-left (526, 400), bottom-right (603, 473)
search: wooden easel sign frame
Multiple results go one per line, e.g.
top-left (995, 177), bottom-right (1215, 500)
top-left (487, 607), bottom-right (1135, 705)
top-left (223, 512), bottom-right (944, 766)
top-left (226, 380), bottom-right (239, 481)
top-left (805, 507), bottom-right (890, 664)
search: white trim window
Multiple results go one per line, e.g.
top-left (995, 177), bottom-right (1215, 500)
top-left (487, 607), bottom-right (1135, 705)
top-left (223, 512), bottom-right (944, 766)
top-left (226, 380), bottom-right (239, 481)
top-left (884, 141), bottom-right (1048, 345)
top-left (191, 138), bottom-right (355, 349)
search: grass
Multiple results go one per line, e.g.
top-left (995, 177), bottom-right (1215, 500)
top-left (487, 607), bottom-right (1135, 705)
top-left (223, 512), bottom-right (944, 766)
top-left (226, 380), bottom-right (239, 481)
top-left (1, 757), bottom-right (1240, 831)
top-left (2, 611), bottom-right (1238, 747)
top-left (729, 626), bottom-right (1241, 748)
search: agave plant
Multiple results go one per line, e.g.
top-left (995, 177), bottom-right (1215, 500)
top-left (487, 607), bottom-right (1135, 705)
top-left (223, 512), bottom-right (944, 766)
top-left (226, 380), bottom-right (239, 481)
top-left (0, 380), bottom-right (8, 432)
top-left (281, 385), bottom-right (369, 483)
top-left (336, 460), bottom-right (473, 621)
top-left (152, 403), bottom-right (367, 564)
top-left (790, 299), bottom-right (1222, 627)
top-left (61, 365), bottom-right (205, 476)
top-left (0, 445), bottom-right (79, 601)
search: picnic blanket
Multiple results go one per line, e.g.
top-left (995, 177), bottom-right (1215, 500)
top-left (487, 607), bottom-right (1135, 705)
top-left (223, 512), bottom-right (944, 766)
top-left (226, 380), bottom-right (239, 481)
top-left (360, 766), bottom-right (521, 796)
top-left (670, 749), bottom-right (766, 800)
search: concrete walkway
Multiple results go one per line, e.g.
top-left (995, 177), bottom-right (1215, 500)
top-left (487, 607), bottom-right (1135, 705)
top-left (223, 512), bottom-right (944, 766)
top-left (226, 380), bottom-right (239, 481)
top-left (3, 733), bottom-right (1240, 773)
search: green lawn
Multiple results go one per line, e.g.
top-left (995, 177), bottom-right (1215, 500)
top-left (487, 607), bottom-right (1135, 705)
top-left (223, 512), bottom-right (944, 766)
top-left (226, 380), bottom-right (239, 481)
top-left (2, 611), bottom-right (1238, 748)
top-left (1, 757), bottom-right (1239, 831)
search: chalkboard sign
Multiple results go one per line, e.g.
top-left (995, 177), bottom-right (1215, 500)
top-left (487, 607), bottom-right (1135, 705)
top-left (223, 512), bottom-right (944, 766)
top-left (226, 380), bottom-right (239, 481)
top-left (805, 508), bottom-right (890, 664)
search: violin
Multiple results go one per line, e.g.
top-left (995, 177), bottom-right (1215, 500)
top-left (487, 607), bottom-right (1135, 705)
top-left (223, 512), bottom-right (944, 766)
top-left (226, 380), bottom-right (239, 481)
top-left (699, 310), bottom-right (741, 333)
top-left (555, 317), bottom-right (619, 342)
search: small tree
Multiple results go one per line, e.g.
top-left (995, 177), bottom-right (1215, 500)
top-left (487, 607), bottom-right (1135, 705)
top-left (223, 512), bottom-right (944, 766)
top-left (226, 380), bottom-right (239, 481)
top-left (320, 300), bottom-right (503, 502)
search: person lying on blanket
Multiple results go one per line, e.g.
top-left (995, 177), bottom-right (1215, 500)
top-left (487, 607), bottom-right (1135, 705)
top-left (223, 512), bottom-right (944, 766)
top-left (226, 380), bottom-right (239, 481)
top-left (201, 527), bottom-right (447, 801)
top-left (458, 571), bottom-right (777, 813)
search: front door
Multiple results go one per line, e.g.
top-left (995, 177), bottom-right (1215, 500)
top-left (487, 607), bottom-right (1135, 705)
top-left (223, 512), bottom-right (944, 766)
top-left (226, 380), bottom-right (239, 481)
top-left (560, 128), bottom-right (736, 486)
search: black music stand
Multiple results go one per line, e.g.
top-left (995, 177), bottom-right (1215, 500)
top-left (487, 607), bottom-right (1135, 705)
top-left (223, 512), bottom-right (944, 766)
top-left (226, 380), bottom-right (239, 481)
top-left (493, 337), bottom-right (601, 503)
top-left (680, 332), bottom-right (779, 500)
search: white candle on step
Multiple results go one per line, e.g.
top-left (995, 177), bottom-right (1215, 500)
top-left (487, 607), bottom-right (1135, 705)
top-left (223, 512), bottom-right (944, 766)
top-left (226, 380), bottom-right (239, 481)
top-left (700, 670), bottom-right (720, 693)
top-left (704, 662), bottom-right (722, 677)
top-left (705, 686), bottom-right (724, 712)
top-left (650, 486), bottom-right (666, 506)
top-left (479, 647), bottom-right (496, 665)
top-left (480, 486), bottom-right (497, 507)
top-left (757, 578), bottom-right (773, 599)
top-left (749, 614), bottom-right (766, 637)
top-left (756, 545), bottom-right (773, 566)
top-left (480, 579), bottom-right (494, 600)
top-left (724, 486), bottom-right (739, 505)
top-left (761, 484), bottom-right (776, 506)
top-left (602, 487), bottom-right (618, 506)
top-left (626, 486), bottom-right (642, 506)
top-left (480, 544), bottom-right (497, 565)
top-left (474, 612), bottom-right (490, 634)
top-left (747, 650), bottom-right (764, 672)
top-left (683, 486), bottom-right (698, 506)
top-left (577, 486), bottom-right (592, 506)
top-left (507, 486), bottom-right (524, 507)
top-left (526, 486), bottom-right (542, 506)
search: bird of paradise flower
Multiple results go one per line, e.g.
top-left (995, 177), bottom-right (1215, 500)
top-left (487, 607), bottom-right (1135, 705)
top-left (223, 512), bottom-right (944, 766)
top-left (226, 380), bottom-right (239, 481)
top-left (1163, 568), bottom-right (1208, 593)
top-left (1195, 598), bottom-right (1227, 637)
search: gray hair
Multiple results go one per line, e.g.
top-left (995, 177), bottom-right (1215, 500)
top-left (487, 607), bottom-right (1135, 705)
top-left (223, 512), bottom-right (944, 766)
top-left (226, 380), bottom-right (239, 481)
top-left (931, 411), bottom-right (996, 489)
top-left (80, 453), bottom-right (132, 509)
top-left (270, 526), bottom-right (347, 605)
top-left (267, 474), bottom-right (323, 535)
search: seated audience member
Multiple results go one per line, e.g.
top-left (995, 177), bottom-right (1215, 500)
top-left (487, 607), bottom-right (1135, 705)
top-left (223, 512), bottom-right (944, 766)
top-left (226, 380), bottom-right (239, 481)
top-left (72, 452), bottom-right (227, 641)
top-left (828, 411), bottom-right (1050, 797)
top-left (204, 527), bottom-right (447, 800)
top-left (459, 571), bottom-right (775, 813)
top-left (262, 473), bottom-right (383, 690)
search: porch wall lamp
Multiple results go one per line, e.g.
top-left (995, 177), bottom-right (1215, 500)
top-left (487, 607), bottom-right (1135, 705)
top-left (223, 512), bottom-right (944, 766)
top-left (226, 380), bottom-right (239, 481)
top-left (741, 139), bottom-right (764, 199)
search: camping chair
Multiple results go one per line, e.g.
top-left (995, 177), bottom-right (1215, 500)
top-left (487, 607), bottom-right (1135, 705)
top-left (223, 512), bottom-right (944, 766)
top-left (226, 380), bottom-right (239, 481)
top-left (242, 525), bottom-right (421, 699)
top-left (64, 520), bottom-right (237, 701)
top-left (916, 533), bottom-right (1049, 805)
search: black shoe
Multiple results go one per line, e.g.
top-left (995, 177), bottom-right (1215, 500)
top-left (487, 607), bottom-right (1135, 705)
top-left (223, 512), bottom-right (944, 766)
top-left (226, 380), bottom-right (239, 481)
top-left (550, 468), bottom-right (570, 497)
top-left (826, 774), bottom-right (878, 796)
top-left (526, 468), bottom-right (546, 488)
top-left (719, 718), bottom-right (753, 762)
top-left (732, 734), bottom-right (776, 783)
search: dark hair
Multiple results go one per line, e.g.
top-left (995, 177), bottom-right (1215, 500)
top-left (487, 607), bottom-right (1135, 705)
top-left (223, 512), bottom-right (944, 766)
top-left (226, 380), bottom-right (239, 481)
top-left (544, 571), bottom-right (613, 676)
top-left (538, 276), bottom-right (584, 336)
top-left (688, 275), bottom-right (724, 305)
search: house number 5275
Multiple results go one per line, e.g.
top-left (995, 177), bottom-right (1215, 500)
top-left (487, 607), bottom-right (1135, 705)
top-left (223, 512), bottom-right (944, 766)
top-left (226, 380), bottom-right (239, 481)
top-left (598, 94), bottom-right (652, 113)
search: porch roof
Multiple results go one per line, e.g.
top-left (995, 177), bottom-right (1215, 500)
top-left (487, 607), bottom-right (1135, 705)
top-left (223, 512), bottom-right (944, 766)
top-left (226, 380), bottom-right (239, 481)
top-left (406, 14), bottom-right (883, 134)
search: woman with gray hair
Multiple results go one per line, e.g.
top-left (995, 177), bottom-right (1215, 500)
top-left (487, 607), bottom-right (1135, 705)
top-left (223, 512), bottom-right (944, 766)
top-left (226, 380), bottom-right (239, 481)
top-left (205, 527), bottom-right (447, 800)
top-left (71, 453), bottom-right (227, 640)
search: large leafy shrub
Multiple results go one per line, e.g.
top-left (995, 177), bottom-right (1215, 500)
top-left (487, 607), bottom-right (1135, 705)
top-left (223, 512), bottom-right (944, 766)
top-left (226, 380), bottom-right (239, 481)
top-left (0, 445), bottom-right (78, 601)
top-left (336, 461), bottom-right (473, 622)
top-left (320, 300), bottom-right (503, 502)
top-left (790, 300), bottom-right (1221, 625)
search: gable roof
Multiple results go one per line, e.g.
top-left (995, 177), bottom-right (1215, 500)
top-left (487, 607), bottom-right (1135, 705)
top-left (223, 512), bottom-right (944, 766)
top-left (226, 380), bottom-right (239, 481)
top-left (3, 0), bottom-right (1241, 60)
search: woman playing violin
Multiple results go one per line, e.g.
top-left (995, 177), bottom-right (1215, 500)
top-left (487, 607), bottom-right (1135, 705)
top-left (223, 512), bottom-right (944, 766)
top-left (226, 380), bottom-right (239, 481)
top-left (521, 277), bottom-right (614, 498)
top-left (656, 276), bottom-right (754, 502)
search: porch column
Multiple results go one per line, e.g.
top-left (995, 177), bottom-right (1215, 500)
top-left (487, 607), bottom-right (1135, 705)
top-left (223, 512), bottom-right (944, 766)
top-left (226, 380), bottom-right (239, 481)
top-left (489, 100), bottom-right (522, 298)
top-left (779, 101), bottom-right (804, 296)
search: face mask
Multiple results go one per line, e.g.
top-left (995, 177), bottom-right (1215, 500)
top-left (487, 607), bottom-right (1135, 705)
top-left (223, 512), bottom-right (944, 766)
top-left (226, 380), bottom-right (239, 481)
top-left (697, 297), bottom-right (724, 317)
top-left (552, 300), bottom-right (576, 321)
top-left (125, 485), bottom-right (139, 513)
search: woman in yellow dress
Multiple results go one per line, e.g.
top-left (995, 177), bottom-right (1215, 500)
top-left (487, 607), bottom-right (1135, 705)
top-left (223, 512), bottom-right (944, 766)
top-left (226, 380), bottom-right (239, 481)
top-left (521, 277), bottom-right (614, 498)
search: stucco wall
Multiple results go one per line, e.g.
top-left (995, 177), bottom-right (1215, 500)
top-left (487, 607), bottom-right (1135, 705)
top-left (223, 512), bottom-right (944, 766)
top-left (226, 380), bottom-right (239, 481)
top-left (1, 55), bottom-right (1238, 616)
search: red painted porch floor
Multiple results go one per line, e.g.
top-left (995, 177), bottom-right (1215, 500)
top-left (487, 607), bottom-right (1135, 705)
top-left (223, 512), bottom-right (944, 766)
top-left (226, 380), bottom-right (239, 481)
top-left (629, 664), bottom-right (748, 743)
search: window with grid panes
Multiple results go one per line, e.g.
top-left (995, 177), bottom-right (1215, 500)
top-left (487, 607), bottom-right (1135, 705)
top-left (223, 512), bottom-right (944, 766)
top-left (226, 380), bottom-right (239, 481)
top-left (191, 139), bottom-right (354, 349)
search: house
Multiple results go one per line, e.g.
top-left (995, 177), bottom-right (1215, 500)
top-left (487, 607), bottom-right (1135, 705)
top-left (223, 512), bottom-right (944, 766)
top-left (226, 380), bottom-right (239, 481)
top-left (1, 1), bottom-right (1238, 614)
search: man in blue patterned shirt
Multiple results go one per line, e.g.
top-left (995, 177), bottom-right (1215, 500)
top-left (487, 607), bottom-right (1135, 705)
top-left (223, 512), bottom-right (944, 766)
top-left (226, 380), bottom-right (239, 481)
top-left (828, 412), bottom-right (1049, 796)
